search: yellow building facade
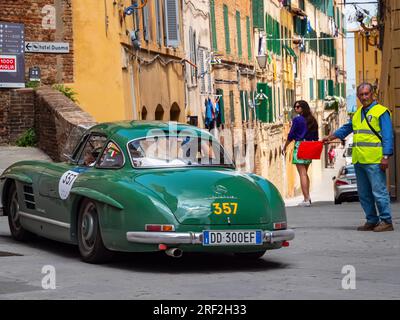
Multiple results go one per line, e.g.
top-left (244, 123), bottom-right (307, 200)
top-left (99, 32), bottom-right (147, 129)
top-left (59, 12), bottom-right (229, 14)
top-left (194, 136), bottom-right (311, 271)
top-left (354, 29), bottom-right (381, 92)
top-left (70, 0), bottom-right (186, 123)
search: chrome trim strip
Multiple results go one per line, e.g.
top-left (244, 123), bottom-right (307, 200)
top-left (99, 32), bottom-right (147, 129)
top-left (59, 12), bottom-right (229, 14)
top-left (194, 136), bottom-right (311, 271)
top-left (24, 200), bottom-right (36, 205)
top-left (126, 229), bottom-right (295, 245)
top-left (18, 211), bottom-right (70, 229)
top-left (354, 129), bottom-right (381, 135)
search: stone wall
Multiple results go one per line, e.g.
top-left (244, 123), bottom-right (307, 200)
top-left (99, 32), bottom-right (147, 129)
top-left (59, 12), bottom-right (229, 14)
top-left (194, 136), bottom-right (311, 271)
top-left (35, 87), bottom-right (96, 161)
top-left (0, 0), bottom-right (73, 84)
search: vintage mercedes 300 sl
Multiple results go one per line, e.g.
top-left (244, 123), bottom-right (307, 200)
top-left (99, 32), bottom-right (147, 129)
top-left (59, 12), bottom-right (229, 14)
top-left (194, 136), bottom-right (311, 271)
top-left (0, 121), bottom-right (294, 263)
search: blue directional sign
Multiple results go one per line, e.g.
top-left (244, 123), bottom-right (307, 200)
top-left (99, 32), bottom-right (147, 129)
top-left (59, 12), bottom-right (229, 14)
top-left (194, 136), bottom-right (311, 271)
top-left (0, 22), bottom-right (25, 88)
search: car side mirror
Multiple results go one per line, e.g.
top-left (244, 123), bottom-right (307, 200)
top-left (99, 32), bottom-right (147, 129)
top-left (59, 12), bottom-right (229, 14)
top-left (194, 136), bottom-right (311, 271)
top-left (332, 176), bottom-right (336, 180)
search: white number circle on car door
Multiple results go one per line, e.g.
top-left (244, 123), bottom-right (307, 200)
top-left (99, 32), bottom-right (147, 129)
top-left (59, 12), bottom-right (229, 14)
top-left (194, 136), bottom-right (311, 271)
top-left (59, 170), bottom-right (79, 200)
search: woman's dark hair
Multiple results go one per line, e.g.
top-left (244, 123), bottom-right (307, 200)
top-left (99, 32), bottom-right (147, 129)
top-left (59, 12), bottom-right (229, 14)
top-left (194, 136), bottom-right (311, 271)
top-left (294, 100), bottom-right (318, 132)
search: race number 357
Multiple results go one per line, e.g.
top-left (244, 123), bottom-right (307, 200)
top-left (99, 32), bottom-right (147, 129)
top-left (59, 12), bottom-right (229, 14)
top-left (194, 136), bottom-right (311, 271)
top-left (212, 203), bottom-right (238, 215)
top-left (59, 171), bottom-right (79, 200)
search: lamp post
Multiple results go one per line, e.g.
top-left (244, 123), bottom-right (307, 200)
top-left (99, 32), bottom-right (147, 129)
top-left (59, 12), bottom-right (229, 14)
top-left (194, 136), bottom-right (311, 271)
top-left (256, 55), bottom-right (268, 70)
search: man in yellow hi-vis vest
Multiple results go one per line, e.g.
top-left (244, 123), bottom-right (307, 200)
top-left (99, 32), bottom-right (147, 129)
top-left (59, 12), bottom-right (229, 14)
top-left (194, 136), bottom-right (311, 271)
top-left (323, 83), bottom-right (394, 232)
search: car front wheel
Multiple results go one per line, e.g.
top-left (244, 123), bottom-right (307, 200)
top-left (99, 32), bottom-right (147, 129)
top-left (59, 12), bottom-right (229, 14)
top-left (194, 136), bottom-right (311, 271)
top-left (6, 183), bottom-right (32, 241)
top-left (77, 199), bottom-right (113, 264)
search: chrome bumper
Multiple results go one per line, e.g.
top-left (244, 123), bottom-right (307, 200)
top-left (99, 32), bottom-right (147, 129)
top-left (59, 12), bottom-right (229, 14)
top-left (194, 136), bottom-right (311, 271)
top-left (126, 229), bottom-right (295, 245)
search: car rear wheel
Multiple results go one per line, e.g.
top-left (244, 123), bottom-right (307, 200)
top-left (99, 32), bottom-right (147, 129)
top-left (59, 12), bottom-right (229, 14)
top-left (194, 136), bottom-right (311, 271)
top-left (234, 250), bottom-right (267, 260)
top-left (77, 199), bottom-right (113, 264)
top-left (6, 183), bottom-right (33, 241)
top-left (334, 198), bottom-right (341, 205)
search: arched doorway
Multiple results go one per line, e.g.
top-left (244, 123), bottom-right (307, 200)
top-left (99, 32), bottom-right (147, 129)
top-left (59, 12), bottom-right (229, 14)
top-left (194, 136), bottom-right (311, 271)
top-left (170, 103), bottom-right (180, 121)
top-left (155, 104), bottom-right (164, 120)
top-left (141, 106), bottom-right (148, 120)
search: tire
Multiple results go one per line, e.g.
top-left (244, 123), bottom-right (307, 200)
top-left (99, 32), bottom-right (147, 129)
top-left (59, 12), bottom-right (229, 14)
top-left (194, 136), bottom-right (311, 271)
top-left (334, 198), bottom-right (341, 205)
top-left (234, 250), bottom-right (267, 260)
top-left (77, 199), bottom-right (113, 264)
top-left (6, 183), bottom-right (33, 241)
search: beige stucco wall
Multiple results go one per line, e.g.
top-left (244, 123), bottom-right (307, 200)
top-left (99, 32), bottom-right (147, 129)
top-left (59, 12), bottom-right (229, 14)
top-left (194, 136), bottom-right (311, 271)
top-left (183, 0), bottom-right (212, 127)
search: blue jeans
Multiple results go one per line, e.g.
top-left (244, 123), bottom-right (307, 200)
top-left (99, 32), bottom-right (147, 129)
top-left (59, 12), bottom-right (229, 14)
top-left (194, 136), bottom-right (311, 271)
top-left (354, 163), bottom-right (392, 224)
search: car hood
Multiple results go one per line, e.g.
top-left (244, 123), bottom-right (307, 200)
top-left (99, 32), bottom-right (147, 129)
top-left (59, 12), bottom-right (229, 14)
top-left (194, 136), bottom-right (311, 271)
top-left (134, 168), bottom-right (271, 225)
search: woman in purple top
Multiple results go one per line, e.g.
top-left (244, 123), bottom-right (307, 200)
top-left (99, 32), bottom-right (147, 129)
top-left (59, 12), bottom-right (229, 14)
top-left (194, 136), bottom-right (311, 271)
top-left (283, 100), bottom-right (319, 207)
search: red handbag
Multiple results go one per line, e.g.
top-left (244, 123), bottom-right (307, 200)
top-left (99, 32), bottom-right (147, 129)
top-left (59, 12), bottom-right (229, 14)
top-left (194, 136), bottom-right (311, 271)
top-left (297, 141), bottom-right (324, 160)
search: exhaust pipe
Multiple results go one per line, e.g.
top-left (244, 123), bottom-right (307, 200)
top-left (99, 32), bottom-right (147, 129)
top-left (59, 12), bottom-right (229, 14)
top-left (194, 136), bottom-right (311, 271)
top-left (165, 248), bottom-right (183, 258)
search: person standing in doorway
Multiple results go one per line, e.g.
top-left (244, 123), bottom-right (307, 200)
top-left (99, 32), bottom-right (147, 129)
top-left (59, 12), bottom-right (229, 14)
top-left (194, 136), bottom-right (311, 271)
top-left (283, 100), bottom-right (319, 207)
top-left (323, 83), bottom-right (394, 232)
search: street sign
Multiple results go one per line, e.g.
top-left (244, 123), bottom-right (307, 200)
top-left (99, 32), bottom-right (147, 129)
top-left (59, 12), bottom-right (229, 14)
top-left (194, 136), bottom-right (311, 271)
top-left (0, 55), bottom-right (17, 72)
top-left (29, 66), bottom-right (41, 81)
top-left (0, 22), bottom-right (25, 88)
top-left (25, 41), bottom-right (70, 53)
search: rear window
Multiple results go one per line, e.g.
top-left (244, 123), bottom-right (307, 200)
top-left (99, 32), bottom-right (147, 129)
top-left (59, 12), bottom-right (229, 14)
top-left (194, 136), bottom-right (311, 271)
top-left (343, 166), bottom-right (355, 175)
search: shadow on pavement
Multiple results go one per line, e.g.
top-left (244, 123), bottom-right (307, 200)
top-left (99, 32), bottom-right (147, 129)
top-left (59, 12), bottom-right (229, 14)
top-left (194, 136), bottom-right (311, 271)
top-left (105, 251), bottom-right (290, 274)
top-left (0, 234), bottom-right (291, 273)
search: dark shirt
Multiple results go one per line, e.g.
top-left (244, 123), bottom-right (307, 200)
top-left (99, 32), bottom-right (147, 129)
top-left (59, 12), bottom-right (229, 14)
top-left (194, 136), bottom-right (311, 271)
top-left (288, 115), bottom-right (319, 142)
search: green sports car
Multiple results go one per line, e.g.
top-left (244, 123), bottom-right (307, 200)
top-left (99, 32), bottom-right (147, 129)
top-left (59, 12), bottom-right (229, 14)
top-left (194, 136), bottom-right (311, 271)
top-left (0, 121), bottom-right (294, 263)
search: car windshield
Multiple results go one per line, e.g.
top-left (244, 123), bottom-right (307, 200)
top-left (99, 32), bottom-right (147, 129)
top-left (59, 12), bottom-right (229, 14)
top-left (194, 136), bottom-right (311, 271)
top-left (128, 135), bottom-right (234, 168)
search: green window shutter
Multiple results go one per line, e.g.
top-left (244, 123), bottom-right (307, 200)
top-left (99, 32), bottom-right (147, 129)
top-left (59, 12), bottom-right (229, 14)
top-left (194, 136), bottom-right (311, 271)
top-left (240, 90), bottom-right (245, 121)
top-left (318, 80), bottom-right (325, 99)
top-left (328, 80), bottom-right (334, 96)
top-left (236, 11), bottom-right (242, 57)
top-left (210, 0), bottom-right (218, 50)
top-left (252, 0), bottom-right (264, 30)
top-left (267, 85), bottom-right (273, 123)
top-left (229, 91), bottom-right (235, 123)
top-left (309, 78), bottom-right (314, 100)
top-left (327, 0), bottom-right (334, 17)
top-left (336, 7), bottom-right (340, 30)
top-left (266, 14), bottom-right (272, 52)
top-left (245, 92), bottom-right (249, 121)
top-left (276, 20), bottom-right (281, 56)
top-left (246, 16), bottom-right (252, 59)
top-left (342, 13), bottom-right (346, 33)
top-left (341, 83), bottom-right (346, 98)
top-left (223, 5), bottom-right (231, 54)
top-left (216, 89), bottom-right (225, 124)
top-left (257, 83), bottom-right (268, 123)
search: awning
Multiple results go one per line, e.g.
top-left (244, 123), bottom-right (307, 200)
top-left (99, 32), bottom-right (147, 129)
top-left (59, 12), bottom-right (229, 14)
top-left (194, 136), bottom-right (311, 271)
top-left (283, 45), bottom-right (297, 59)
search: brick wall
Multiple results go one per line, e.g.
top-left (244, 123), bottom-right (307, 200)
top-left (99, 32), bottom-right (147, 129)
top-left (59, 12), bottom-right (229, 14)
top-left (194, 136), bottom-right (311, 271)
top-left (0, 90), bottom-right (11, 144)
top-left (0, 0), bottom-right (73, 84)
top-left (0, 87), bottom-right (95, 161)
top-left (0, 89), bottom-right (35, 144)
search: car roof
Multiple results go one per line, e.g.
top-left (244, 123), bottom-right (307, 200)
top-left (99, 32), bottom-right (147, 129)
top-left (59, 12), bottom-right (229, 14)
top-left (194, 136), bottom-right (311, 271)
top-left (88, 121), bottom-right (213, 143)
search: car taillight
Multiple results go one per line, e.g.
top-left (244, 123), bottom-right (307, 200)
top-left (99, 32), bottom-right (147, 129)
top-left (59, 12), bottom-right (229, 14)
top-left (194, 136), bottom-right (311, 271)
top-left (335, 179), bottom-right (349, 186)
top-left (273, 222), bottom-right (287, 230)
top-left (145, 224), bottom-right (175, 232)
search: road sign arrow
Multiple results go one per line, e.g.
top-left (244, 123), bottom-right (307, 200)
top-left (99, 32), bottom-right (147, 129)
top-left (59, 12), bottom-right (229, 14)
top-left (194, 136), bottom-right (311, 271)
top-left (25, 42), bottom-right (32, 51)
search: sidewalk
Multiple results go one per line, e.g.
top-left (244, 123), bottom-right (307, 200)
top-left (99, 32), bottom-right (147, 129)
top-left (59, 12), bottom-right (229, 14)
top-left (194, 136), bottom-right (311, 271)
top-left (0, 146), bottom-right (51, 175)
top-left (285, 148), bottom-right (345, 207)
